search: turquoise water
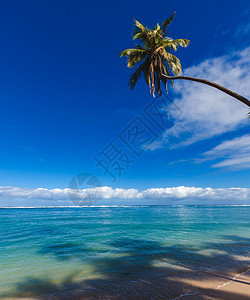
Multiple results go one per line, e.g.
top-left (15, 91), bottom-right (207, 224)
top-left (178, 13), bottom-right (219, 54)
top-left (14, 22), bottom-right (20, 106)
top-left (0, 206), bottom-right (250, 299)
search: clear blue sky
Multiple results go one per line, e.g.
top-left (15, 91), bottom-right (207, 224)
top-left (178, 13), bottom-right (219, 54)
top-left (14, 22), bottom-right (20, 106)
top-left (0, 0), bottom-right (249, 192)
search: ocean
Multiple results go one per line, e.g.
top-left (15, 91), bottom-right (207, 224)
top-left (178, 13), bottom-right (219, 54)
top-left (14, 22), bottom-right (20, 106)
top-left (0, 206), bottom-right (250, 299)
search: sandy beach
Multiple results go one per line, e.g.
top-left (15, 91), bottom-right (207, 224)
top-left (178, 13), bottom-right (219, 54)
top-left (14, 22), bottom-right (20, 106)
top-left (172, 268), bottom-right (250, 299)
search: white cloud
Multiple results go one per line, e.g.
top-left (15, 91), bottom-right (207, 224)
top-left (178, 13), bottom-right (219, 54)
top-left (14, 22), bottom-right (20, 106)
top-left (0, 185), bottom-right (249, 206)
top-left (202, 134), bottom-right (250, 170)
top-left (149, 47), bottom-right (250, 150)
top-left (142, 186), bottom-right (250, 200)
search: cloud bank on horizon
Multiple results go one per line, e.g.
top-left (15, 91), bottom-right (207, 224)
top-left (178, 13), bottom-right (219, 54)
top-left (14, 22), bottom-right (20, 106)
top-left (0, 185), bottom-right (250, 207)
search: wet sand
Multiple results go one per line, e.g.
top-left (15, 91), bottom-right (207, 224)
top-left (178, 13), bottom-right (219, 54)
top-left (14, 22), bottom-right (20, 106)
top-left (171, 268), bottom-right (250, 299)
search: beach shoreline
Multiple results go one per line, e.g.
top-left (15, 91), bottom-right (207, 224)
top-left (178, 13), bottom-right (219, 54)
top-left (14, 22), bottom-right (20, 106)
top-left (1, 265), bottom-right (250, 299)
top-left (172, 267), bottom-right (250, 299)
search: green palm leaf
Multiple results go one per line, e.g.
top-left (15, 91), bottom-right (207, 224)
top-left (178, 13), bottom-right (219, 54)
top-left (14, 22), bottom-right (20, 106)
top-left (162, 38), bottom-right (190, 51)
top-left (120, 46), bottom-right (147, 68)
top-left (160, 12), bottom-right (176, 33)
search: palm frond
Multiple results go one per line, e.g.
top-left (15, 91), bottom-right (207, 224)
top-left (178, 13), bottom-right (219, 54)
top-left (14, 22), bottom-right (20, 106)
top-left (170, 38), bottom-right (190, 50)
top-left (120, 49), bottom-right (135, 57)
top-left (141, 60), bottom-right (151, 86)
top-left (161, 38), bottom-right (190, 51)
top-left (136, 44), bottom-right (146, 50)
top-left (133, 28), bottom-right (146, 39)
top-left (129, 62), bottom-right (145, 89)
top-left (120, 13), bottom-right (189, 96)
top-left (134, 19), bottom-right (146, 31)
top-left (155, 23), bottom-right (160, 30)
top-left (120, 47), bottom-right (147, 68)
top-left (133, 19), bottom-right (149, 43)
top-left (161, 50), bottom-right (182, 75)
top-left (160, 12), bottom-right (176, 33)
top-left (162, 62), bottom-right (173, 86)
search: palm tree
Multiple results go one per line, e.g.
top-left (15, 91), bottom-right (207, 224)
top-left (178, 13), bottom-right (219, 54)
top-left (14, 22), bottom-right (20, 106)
top-left (120, 12), bottom-right (250, 109)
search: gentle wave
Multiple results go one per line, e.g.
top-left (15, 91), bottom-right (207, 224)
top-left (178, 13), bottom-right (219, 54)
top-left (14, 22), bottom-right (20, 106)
top-left (1, 204), bottom-right (250, 209)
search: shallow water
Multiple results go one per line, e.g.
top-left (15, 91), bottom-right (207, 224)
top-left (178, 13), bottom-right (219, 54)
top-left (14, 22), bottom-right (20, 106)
top-left (0, 206), bottom-right (250, 299)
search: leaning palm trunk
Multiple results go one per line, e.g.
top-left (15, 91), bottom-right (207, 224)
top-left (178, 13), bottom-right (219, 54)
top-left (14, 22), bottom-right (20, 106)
top-left (161, 74), bottom-right (250, 107)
